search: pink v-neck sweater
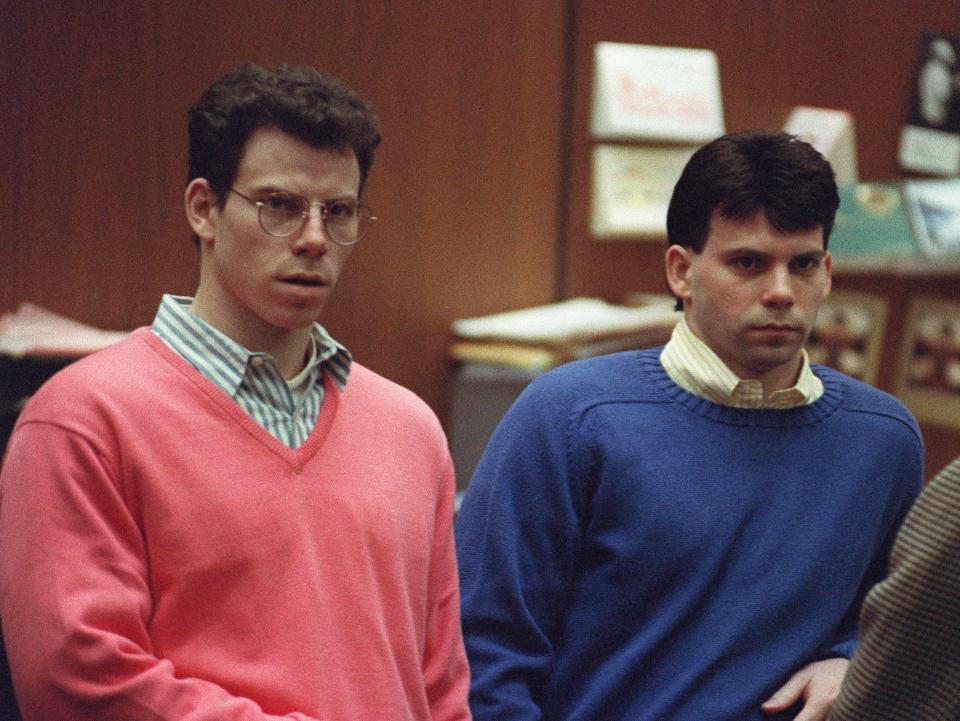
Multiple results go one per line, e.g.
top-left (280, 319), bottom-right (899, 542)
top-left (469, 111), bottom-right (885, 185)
top-left (0, 329), bottom-right (471, 721)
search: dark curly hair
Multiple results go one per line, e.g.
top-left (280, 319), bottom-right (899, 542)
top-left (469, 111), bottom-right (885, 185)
top-left (187, 63), bottom-right (381, 236)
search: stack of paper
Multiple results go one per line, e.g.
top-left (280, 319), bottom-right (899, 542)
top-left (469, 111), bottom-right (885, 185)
top-left (0, 303), bottom-right (129, 358)
top-left (450, 296), bottom-right (679, 371)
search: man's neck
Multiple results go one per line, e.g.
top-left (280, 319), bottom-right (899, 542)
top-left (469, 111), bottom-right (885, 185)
top-left (187, 296), bottom-right (313, 379)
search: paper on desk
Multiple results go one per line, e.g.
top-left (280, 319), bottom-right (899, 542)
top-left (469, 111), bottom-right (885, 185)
top-left (452, 297), bottom-right (678, 344)
top-left (0, 303), bottom-right (129, 358)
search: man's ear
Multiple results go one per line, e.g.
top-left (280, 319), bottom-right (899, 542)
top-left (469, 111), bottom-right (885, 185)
top-left (664, 245), bottom-right (694, 303)
top-left (185, 178), bottom-right (219, 245)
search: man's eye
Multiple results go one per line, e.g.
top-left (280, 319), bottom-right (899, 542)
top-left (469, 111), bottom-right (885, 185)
top-left (327, 201), bottom-right (357, 221)
top-left (265, 194), bottom-right (305, 215)
top-left (792, 257), bottom-right (818, 271)
top-left (734, 256), bottom-right (759, 270)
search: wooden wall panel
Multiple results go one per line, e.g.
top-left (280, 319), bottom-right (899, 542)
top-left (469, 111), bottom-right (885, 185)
top-left (5, 0), bottom-right (959, 474)
top-left (1, 0), bottom-right (565, 419)
top-left (564, 0), bottom-right (960, 477)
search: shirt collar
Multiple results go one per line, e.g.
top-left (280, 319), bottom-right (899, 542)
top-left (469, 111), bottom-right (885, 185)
top-left (151, 294), bottom-right (351, 397)
top-left (659, 316), bottom-right (823, 409)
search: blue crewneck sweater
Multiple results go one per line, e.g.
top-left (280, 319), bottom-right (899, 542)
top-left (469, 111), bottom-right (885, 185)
top-left (456, 348), bottom-right (923, 721)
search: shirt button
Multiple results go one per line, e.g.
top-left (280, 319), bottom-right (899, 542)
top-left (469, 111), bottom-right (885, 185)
top-left (250, 356), bottom-right (266, 367)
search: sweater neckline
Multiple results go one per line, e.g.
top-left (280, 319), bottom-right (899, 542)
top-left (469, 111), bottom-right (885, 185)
top-left (638, 348), bottom-right (845, 428)
top-left (137, 328), bottom-right (339, 469)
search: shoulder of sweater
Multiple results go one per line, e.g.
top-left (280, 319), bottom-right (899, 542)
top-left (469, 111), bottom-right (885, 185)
top-left (814, 364), bottom-right (920, 435)
top-left (915, 456), bottom-right (960, 519)
top-left (23, 328), bottom-right (158, 409)
top-left (10, 330), bottom-right (169, 445)
top-left (526, 349), bottom-right (655, 400)
top-left (935, 456), bottom-right (960, 487)
top-left (329, 363), bottom-right (447, 450)
top-left (343, 361), bottom-right (440, 425)
top-left (501, 349), bottom-right (664, 431)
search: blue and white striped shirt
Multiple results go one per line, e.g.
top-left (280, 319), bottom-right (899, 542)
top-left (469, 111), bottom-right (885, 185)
top-left (152, 294), bottom-right (351, 449)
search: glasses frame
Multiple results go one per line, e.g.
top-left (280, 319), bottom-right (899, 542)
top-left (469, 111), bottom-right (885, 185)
top-left (228, 188), bottom-right (376, 246)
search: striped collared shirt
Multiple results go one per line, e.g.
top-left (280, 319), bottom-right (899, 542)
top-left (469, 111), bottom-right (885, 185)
top-left (659, 316), bottom-right (823, 409)
top-left (152, 294), bottom-right (351, 448)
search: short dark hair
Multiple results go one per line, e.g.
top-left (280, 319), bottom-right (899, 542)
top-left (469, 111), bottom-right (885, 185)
top-left (187, 63), bottom-right (381, 241)
top-left (666, 130), bottom-right (839, 254)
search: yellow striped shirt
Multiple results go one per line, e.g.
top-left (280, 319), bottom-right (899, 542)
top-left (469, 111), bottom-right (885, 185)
top-left (659, 316), bottom-right (823, 409)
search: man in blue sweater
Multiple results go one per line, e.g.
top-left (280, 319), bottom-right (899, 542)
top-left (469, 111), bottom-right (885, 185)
top-left (455, 131), bottom-right (923, 721)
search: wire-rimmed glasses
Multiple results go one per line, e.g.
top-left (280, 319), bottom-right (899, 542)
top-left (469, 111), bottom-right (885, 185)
top-left (229, 188), bottom-right (376, 246)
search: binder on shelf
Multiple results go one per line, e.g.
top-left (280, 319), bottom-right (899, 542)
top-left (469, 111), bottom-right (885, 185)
top-left (828, 182), bottom-right (960, 274)
top-left (903, 178), bottom-right (960, 259)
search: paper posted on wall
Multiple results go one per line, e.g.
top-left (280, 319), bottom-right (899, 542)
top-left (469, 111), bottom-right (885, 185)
top-left (591, 42), bottom-right (725, 143)
top-left (783, 106), bottom-right (858, 185)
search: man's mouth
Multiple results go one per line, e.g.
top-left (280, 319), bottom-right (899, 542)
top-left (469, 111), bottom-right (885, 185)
top-left (281, 275), bottom-right (324, 287)
top-left (750, 324), bottom-right (802, 340)
top-left (756, 324), bottom-right (798, 331)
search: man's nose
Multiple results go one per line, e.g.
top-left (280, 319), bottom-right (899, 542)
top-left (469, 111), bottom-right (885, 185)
top-left (292, 205), bottom-right (329, 256)
top-left (762, 266), bottom-right (795, 308)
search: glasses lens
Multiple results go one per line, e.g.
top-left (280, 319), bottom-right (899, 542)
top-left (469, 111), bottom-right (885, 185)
top-left (326, 202), bottom-right (375, 245)
top-left (260, 193), bottom-right (309, 237)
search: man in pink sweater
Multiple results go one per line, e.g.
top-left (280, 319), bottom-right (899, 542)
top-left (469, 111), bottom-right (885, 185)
top-left (0, 63), bottom-right (471, 721)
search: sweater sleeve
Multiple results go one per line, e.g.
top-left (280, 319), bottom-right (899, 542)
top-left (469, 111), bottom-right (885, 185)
top-left (0, 420), bottom-right (321, 721)
top-left (829, 457), bottom-right (960, 721)
top-left (455, 377), bottom-right (584, 721)
top-left (422, 454), bottom-right (472, 721)
top-left (825, 422), bottom-right (923, 663)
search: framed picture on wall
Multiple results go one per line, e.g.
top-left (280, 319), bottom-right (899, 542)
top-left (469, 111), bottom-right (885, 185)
top-left (806, 290), bottom-right (888, 386)
top-left (898, 31), bottom-right (960, 176)
top-left (895, 296), bottom-right (960, 428)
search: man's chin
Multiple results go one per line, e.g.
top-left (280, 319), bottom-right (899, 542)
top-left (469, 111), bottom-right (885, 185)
top-left (745, 345), bottom-right (806, 373)
top-left (263, 308), bottom-right (325, 332)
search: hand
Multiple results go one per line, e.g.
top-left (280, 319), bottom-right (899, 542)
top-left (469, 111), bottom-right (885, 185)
top-left (761, 657), bottom-right (849, 721)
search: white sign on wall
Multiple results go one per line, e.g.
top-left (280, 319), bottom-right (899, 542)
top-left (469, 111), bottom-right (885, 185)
top-left (783, 106), bottom-right (859, 185)
top-left (591, 144), bottom-right (696, 238)
top-left (591, 42), bottom-right (725, 143)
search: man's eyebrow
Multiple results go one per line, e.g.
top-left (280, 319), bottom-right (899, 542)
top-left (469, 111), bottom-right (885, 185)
top-left (719, 247), bottom-right (827, 260)
top-left (794, 250), bottom-right (827, 259)
top-left (248, 184), bottom-right (293, 194)
top-left (721, 246), bottom-right (766, 257)
top-left (246, 186), bottom-right (359, 202)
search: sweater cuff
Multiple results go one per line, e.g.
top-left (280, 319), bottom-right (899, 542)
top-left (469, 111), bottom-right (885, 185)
top-left (827, 639), bottom-right (857, 660)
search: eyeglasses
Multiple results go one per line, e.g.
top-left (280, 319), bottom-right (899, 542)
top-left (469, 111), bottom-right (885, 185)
top-left (228, 188), bottom-right (376, 246)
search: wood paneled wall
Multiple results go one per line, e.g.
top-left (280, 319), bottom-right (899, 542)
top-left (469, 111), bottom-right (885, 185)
top-left (563, 1), bottom-right (960, 477)
top-left (0, 1), bottom-right (565, 417)
top-left (3, 1), bottom-right (959, 475)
